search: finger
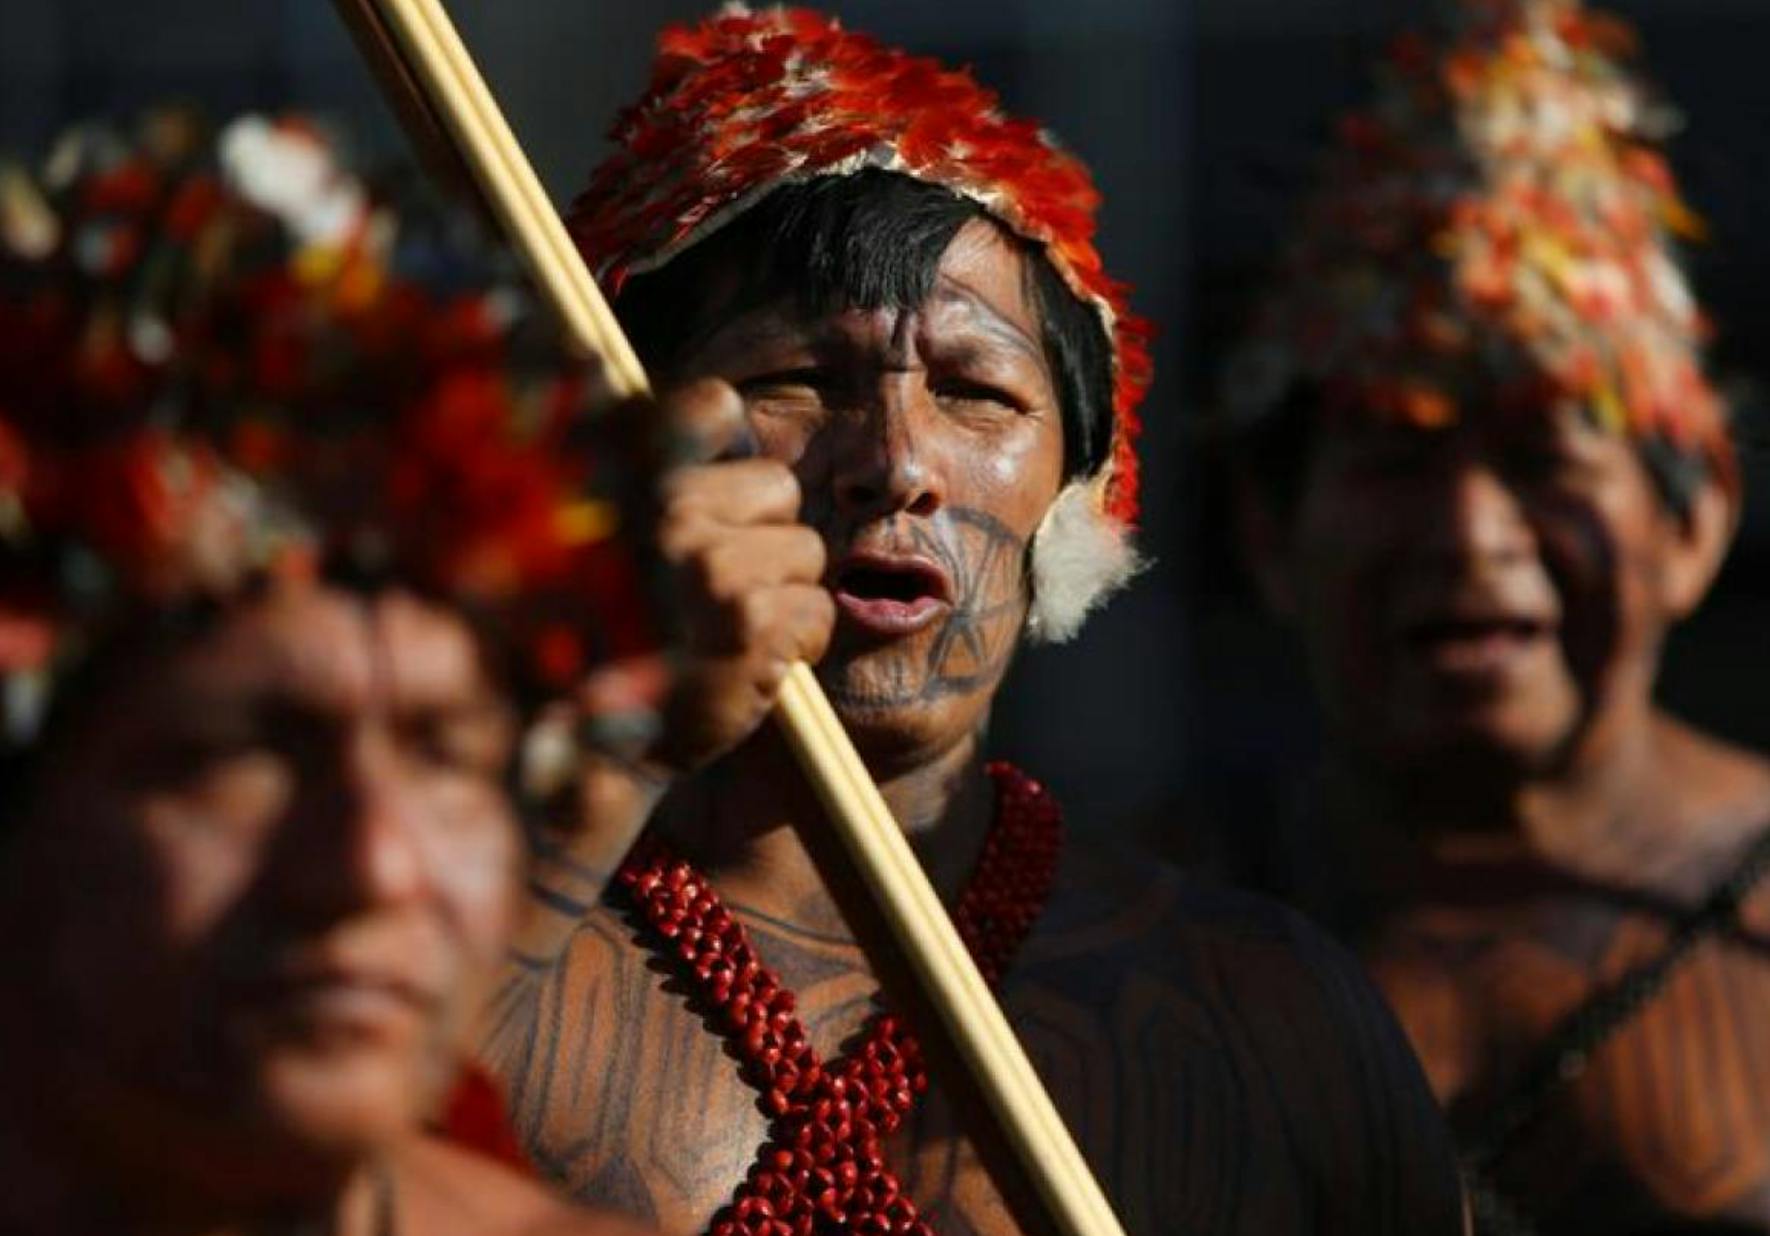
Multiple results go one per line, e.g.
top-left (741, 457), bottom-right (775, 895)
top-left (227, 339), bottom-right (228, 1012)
top-left (684, 578), bottom-right (831, 659)
top-left (731, 585), bottom-right (834, 702)
top-left (767, 583), bottom-right (836, 668)
top-left (657, 377), bottom-right (752, 465)
top-left (733, 584), bottom-right (836, 667)
top-left (659, 460), bottom-right (805, 540)
top-left (683, 529), bottom-right (827, 604)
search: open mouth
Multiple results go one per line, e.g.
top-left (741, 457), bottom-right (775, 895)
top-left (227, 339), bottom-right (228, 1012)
top-left (832, 555), bottom-right (951, 636)
top-left (1407, 616), bottom-right (1548, 643)
top-left (1403, 615), bottom-right (1553, 673)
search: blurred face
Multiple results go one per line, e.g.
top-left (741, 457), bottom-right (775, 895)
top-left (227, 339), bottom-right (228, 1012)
top-left (1271, 403), bottom-right (1724, 780)
top-left (22, 582), bottom-right (522, 1180)
top-left (674, 220), bottom-right (1066, 766)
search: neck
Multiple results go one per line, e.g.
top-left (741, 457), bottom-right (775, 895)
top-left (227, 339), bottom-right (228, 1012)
top-left (1322, 702), bottom-right (1674, 893)
top-left (657, 724), bottom-right (997, 930)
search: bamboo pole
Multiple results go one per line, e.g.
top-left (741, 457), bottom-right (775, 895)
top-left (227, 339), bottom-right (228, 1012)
top-left (333, 4), bottom-right (1130, 1234)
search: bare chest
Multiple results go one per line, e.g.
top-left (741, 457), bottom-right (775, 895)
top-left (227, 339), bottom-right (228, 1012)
top-left (1371, 910), bottom-right (1770, 1226)
top-left (496, 933), bottom-right (1067, 1234)
top-left (487, 906), bottom-right (1310, 1236)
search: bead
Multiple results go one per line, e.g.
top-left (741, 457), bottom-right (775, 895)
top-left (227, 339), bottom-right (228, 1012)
top-left (618, 762), bottom-right (1060, 1236)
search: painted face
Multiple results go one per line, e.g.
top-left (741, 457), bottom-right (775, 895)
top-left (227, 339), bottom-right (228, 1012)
top-left (1278, 402), bottom-right (1719, 780)
top-left (676, 220), bottom-right (1066, 768)
top-left (24, 582), bottom-right (522, 1170)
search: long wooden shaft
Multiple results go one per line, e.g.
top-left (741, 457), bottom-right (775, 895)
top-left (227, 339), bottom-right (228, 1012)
top-left (333, 4), bottom-right (1130, 1234)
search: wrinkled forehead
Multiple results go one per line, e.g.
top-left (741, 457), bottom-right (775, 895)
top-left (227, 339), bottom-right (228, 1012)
top-left (102, 585), bottom-right (507, 729)
top-left (233, 587), bottom-right (492, 706)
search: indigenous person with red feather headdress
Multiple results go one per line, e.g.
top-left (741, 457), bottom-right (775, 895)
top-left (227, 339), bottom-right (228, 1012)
top-left (0, 110), bottom-right (660, 1236)
top-left (1221, 0), bottom-right (1770, 1230)
top-left (482, 9), bottom-right (1464, 1234)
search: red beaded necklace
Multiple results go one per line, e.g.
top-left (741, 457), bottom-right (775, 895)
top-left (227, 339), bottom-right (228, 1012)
top-left (616, 761), bottom-right (1063, 1236)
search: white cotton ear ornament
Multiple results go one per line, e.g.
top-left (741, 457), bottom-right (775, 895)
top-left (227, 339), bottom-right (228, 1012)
top-left (1023, 478), bottom-right (1145, 644)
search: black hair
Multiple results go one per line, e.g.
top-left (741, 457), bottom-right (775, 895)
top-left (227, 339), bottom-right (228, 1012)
top-left (1230, 379), bottom-right (1712, 524)
top-left (613, 170), bottom-right (1114, 482)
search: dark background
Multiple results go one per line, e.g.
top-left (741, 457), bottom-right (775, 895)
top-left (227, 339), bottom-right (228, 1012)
top-left (2, 0), bottom-right (1764, 838)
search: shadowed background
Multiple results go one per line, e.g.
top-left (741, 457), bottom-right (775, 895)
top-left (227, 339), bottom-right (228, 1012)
top-left (1, 0), bottom-right (1764, 840)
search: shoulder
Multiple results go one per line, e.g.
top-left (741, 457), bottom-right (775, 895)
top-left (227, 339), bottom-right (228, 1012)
top-left (400, 1138), bottom-right (656, 1236)
top-left (1651, 716), bottom-right (1770, 910)
top-left (1657, 715), bottom-right (1770, 843)
top-left (1017, 837), bottom-right (1466, 1234)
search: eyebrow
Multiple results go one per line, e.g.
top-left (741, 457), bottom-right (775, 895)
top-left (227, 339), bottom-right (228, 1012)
top-left (695, 275), bottom-right (1049, 373)
top-left (927, 273), bottom-right (1046, 367)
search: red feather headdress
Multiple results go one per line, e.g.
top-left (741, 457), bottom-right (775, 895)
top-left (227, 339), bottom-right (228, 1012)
top-left (567, 4), bottom-right (1153, 528)
top-left (0, 110), bottom-right (653, 742)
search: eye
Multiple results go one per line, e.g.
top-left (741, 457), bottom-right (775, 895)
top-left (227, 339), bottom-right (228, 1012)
top-left (736, 368), bottom-right (831, 399)
top-left (157, 740), bottom-right (280, 795)
top-left (933, 377), bottom-right (1025, 413)
top-left (404, 713), bottom-right (510, 781)
top-left (138, 711), bottom-right (273, 788)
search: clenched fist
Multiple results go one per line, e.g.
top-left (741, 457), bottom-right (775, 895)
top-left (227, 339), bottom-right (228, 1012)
top-left (646, 378), bottom-right (834, 773)
top-left (512, 379), bottom-right (833, 956)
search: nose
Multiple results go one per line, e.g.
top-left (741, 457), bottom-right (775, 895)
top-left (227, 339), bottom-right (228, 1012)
top-left (1418, 454), bottom-right (1538, 569)
top-left (276, 728), bottom-right (431, 923)
top-left (829, 376), bottom-right (945, 522)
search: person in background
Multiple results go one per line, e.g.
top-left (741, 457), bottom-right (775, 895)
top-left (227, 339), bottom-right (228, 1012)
top-left (1222, 1), bottom-right (1770, 1230)
top-left (483, 10), bottom-right (1465, 1235)
top-left (0, 109), bottom-right (656, 1235)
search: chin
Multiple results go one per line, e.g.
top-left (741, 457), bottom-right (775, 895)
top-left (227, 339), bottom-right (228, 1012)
top-left (247, 1045), bottom-right (439, 1159)
top-left (1386, 706), bottom-right (1580, 781)
top-left (817, 662), bottom-right (972, 773)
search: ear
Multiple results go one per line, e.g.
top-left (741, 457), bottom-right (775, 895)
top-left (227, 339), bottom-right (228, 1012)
top-left (1234, 471), bottom-right (1299, 620)
top-left (1659, 471), bottom-right (1737, 621)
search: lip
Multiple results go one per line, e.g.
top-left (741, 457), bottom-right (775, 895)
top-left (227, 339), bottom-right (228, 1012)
top-left (831, 551), bottom-right (953, 638)
top-left (227, 961), bottom-right (438, 1041)
top-left (1399, 610), bottom-right (1557, 677)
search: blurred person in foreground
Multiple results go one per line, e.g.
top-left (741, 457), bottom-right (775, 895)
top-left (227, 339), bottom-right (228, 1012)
top-left (1222, 1), bottom-right (1770, 1230)
top-left (481, 9), bottom-right (1464, 1235)
top-left (0, 110), bottom-right (657, 1235)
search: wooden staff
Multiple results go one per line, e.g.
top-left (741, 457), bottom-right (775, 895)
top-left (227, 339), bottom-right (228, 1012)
top-left (331, 4), bottom-right (1130, 1235)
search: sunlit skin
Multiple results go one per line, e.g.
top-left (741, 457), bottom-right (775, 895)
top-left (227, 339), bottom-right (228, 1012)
top-left (1248, 400), bottom-right (1770, 1228)
top-left (569, 219), bottom-right (1068, 904)
top-left (493, 218), bottom-right (1464, 1236)
top-left (686, 231), bottom-right (1062, 763)
top-left (0, 582), bottom-right (645, 1235)
top-left (657, 219), bottom-right (1064, 795)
